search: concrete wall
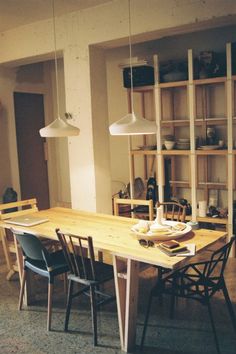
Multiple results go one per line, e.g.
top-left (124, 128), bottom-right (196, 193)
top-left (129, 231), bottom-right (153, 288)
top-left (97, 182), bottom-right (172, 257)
top-left (0, 0), bottom-right (236, 212)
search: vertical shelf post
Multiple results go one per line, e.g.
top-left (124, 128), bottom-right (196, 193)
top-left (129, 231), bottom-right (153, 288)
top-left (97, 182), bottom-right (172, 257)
top-left (188, 49), bottom-right (197, 222)
top-left (154, 54), bottom-right (164, 203)
top-left (226, 43), bottom-right (234, 250)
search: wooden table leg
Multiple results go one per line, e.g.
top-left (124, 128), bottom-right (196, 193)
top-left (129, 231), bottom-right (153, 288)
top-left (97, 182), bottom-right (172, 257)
top-left (113, 255), bottom-right (139, 352)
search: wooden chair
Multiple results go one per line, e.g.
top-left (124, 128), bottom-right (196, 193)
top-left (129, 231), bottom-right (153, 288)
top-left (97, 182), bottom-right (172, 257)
top-left (113, 198), bottom-right (154, 221)
top-left (56, 229), bottom-right (115, 346)
top-left (0, 198), bottom-right (38, 280)
top-left (140, 237), bottom-right (236, 353)
top-left (157, 201), bottom-right (186, 222)
top-left (11, 229), bottom-right (69, 331)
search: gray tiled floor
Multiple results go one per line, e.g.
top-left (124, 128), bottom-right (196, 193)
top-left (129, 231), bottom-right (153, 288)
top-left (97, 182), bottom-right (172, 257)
top-left (0, 247), bottom-right (236, 354)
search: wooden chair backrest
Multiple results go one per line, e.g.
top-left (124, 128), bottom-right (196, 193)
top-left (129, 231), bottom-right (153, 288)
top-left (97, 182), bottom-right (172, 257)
top-left (113, 198), bottom-right (154, 221)
top-left (56, 229), bottom-right (97, 283)
top-left (0, 198), bottom-right (38, 220)
top-left (157, 201), bottom-right (186, 222)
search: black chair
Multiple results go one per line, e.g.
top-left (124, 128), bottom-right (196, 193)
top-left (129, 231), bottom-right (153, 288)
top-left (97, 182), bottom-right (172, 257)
top-left (141, 236), bottom-right (236, 353)
top-left (12, 229), bottom-right (69, 331)
top-left (56, 228), bottom-right (115, 346)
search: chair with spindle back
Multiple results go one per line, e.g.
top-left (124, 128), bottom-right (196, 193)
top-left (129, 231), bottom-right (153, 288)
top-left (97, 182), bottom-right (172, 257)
top-left (0, 198), bottom-right (38, 280)
top-left (56, 229), bottom-right (115, 346)
top-left (157, 201), bottom-right (186, 222)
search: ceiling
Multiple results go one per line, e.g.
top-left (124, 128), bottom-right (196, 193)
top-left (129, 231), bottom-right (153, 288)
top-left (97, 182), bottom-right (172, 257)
top-left (0, 0), bottom-right (112, 32)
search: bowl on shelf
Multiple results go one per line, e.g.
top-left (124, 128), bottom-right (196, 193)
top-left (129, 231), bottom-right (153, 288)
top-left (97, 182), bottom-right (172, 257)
top-left (164, 140), bottom-right (175, 150)
top-left (176, 141), bottom-right (190, 150)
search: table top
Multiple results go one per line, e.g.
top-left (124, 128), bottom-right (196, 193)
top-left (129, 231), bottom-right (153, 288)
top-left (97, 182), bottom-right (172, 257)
top-left (0, 207), bottom-right (227, 270)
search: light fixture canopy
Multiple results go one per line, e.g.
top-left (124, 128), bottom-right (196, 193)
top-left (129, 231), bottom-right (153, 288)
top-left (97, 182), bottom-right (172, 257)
top-left (39, 0), bottom-right (80, 138)
top-left (109, 0), bottom-right (156, 136)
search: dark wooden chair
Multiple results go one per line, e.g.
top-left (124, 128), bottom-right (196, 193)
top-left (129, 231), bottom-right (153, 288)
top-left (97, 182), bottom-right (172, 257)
top-left (140, 237), bottom-right (236, 353)
top-left (11, 229), bottom-right (69, 331)
top-left (56, 229), bottom-right (115, 346)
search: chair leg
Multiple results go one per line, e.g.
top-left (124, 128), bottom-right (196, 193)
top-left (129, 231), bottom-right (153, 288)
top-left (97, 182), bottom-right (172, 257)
top-left (18, 269), bottom-right (27, 310)
top-left (222, 282), bottom-right (236, 333)
top-left (47, 282), bottom-right (54, 331)
top-left (65, 279), bottom-right (74, 331)
top-left (90, 285), bottom-right (98, 346)
top-left (206, 300), bottom-right (220, 354)
top-left (140, 291), bottom-right (154, 350)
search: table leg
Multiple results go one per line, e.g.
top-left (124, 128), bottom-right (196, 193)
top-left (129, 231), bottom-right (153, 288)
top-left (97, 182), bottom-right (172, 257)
top-left (113, 255), bottom-right (139, 352)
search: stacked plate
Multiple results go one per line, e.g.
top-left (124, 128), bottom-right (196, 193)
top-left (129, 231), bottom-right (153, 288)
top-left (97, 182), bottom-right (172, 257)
top-left (176, 138), bottom-right (190, 150)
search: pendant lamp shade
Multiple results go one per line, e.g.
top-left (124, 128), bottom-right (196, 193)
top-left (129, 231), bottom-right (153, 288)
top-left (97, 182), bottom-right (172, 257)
top-left (39, 0), bottom-right (80, 138)
top-left (39, 117), bottom-right (80, 137)
top-left (109, 0), bottom-right (156, 136)
top-left (109, 112), bottom-right (156, 135)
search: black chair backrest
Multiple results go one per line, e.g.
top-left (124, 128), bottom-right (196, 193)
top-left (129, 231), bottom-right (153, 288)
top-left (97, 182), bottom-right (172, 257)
top-left (11, 229), bottom-right (49, 262)
top-left (56, 229), bottom-right (96, 282)
top-left (205, 236), bottom-right (235, 281)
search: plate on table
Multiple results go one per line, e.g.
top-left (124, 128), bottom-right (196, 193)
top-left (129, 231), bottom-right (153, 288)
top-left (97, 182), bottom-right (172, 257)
top-left (131, 220), bottom-right (192, 241)
top-left (199, 145), bottom-right (220, 150)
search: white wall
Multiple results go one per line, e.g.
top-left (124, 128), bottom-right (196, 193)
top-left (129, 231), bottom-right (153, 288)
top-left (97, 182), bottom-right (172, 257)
top-left (0, 0), bottom-right (236, 212)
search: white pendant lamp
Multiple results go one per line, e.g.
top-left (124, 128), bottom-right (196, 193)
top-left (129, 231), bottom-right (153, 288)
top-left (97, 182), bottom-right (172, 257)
top-left (39, 0), bottom-right (80, 138)
top-left (109, 0), bottom-right (156, 136)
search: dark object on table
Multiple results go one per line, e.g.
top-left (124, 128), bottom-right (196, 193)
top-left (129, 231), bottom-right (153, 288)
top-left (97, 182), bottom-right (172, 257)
top-left (140, 237), bottom-right (236, 353)
top-left (123, 65), bottom-right (154, 88)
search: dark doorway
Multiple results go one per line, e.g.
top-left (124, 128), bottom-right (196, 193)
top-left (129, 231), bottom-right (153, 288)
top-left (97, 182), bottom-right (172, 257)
top-left (14, 92), bottom-right (50, 210)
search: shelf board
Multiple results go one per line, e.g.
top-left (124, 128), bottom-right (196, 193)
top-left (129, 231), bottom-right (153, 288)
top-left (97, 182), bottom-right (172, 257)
top-left (169, 180), bottom-right (190, 187)
top-left (197, 182), bottom-right (227, 189)
top-left (195, 118), bottom-right (227, 125)
top-left (193, 77), bottom-right (226, 85)
top-left (130, 149), bottom-right (157, 156)
top-left (196, 149), bottom-right (227, 155)
top-left (165, 213), bottom-right (227, 224)
top-left (162, 150), bottom-right (190, 155)
top-left (159, 80), bottom-right (188, 88)
top-left (161, 119), bottom-right (190, 127)
top-left (195, 216), bottom-right (228, 225)
top-left (132, 85), bottom-right (154, 92)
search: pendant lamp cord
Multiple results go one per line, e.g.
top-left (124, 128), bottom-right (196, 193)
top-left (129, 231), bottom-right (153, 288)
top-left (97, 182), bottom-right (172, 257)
top-left (52, 0), bottom-right (60, 119)
top-left (128, 0), bottom-right (134, 115)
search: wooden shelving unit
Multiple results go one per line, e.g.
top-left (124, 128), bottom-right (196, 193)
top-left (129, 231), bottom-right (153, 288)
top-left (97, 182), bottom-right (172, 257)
top-left (126, 42), bottom-right (236, 235)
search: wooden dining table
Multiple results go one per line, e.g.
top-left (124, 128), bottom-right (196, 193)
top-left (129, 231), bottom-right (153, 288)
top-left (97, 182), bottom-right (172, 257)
top-left (0, 207), bottom-right (227, 352)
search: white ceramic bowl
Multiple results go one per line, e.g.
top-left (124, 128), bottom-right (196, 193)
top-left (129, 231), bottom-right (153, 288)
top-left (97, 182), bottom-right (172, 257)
top-left (164, 141), bottom-right (175, 150)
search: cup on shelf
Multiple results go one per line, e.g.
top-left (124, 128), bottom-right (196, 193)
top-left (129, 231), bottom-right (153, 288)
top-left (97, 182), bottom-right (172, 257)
top-left (198, 200), bottom-right (207, 217)
top-left (218, 140), bottom-right (224, 148)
